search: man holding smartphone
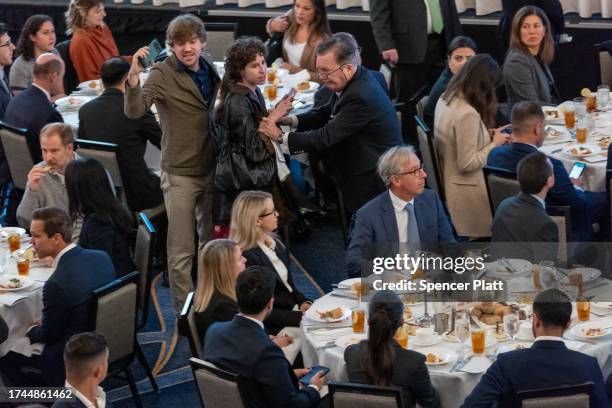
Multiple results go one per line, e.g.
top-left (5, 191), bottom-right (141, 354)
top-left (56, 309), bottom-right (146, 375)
top-left (125, 14), bottom-right (220, 313)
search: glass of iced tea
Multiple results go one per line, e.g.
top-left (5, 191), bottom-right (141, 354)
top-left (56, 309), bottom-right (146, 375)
top-left (352, 308), bottom-right (365, 333)
top-left (394, 325), bottom-right (409, 349)
top-left (265, 84), bottom-right (277, 101)
top-left (351, 282), bottom-right (362, 303)
top-left (267, 69), bottom-right (276, 83)
top-left (568, 270), bottom-right (584, 296)
top-left (564, 104), bottom-right (575, 131)
top-left (471, 328), bottom-right (485, 355)
top-left (575, 124), bottom-right (587, 144)
top-left (8, 234), bottom-right (20, 256)
top-left (576, 299), bottom-right (590, 322)
top-left (586, 94), bottom-right (597, 113)
top-left (17, 257), bottom-right (29, 276)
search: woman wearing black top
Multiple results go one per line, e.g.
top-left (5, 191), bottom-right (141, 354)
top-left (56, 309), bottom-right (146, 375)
top-left (65, 157), bottom-right (134, 277)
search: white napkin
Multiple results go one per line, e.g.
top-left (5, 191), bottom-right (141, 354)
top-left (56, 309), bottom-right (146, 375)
top-left (10, 337), bottom-right (44, 357)
top-left (460, 356), bottom-right (492, 374)
top-left (581, 155), bottom-right (607, 163)
top-left (283, 70), bottom-right (311, 89)
top-left (310, 327), bottom-right (354, 345)
top-left (278, 327), bottom-right (302, 363)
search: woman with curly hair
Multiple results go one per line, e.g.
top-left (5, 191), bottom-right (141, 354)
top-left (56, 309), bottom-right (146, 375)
top-left (9, 15), bottom-right (60, 96)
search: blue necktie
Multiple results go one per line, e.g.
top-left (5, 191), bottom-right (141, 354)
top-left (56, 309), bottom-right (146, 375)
top-left (406, 203), bottom-right (421, 249)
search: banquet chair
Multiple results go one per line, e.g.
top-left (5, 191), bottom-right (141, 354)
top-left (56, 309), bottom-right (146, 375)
top-left (134, 212), bottom-right (158, 329)
top-left (204, 23), bottom-right (238, 61)
top-left (482, 166), bottom-right (521, 214)
top-left (75, 139), bottom-right (126, 207)
top-left (515, 382), bottom-right (593, 408)
top-left (415, 115), bottom-right (445, 203)
top-left (546, 205), bottom-right (571, 266)
top-left (92, 271), bottom-right (159, 408)
top-left (190, 358), bottom-right (246, 408)
top-left (0, 121), bottom-right (33, 190)
top-left (594, 42), bottom-right (612, 87)
top-left (179, 291), bottom-right (203, 358)
top-left (329, 382), bottom-right (403, 408)
top-left (56, 40), bottom-right (79, 94)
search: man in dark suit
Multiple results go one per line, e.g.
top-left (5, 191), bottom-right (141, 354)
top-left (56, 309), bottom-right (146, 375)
top-left (345, 145), bottom-right (455, 278)
top-left (79, 57), bottom-right (163, 212)
top-left (462, 289), bottom-right (608, 408)
top-left (369, 0), bottom-right (461, 143)
top-left (0, 207), bottom-right (115, 386)
top-left (492, 152), bottom-right (558, 263)
top-left (0, 22), bottom-right (14, 119)
top-left (51, 332), bottom-right (110, 408)
top-left (260, 33), bottom-right (403, 213)
top-left (487, 101), bottom-right (606, 242)
top-left (204, 266), bottom-right (325, 407)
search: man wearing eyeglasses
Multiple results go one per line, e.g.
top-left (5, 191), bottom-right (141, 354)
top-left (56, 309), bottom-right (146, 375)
top-left (0, 23), bottom-right (15, 119)
top-left (345, 145), bottom-right (455, 278)
top-left (259, 33), bottom-right (402, 214)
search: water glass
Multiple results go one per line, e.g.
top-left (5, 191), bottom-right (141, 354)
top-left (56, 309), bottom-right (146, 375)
top-left (503, 313), bottom-right (519, 341)
top-left (573, 97), bottom-right (586, 120)
top-left (455, 311), bottom-right (471, 352)
top-left (0, 248), bottom-right (6, 275)
top-left (539, 261), bottom-right (559, 290)
top-left (597, 85), bottom-right (610, 108)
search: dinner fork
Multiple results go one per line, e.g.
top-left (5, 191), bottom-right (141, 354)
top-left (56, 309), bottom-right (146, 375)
top-left (315, 341), bottom-right (337, 350)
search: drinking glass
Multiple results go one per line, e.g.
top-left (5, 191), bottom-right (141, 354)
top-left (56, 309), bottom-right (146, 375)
top-left (455, 311), bottom-right (471, 353)
top-left (471, 328), bottom-right (485, 355)
top-left (17, 257), bottom-right (29, 276)
top-left (573, 97), bottom-right (586, 120)
top-left (597, 85), bottom-right (610, 108)
top-left (503, 312), bottom-right (519, 341)
top-left (352, 308), bottom-right (365, 333)
top-left (564, 102), bottom-right (575, 131)
top-left (575, 121), bottom-right (588, 144)
top-left (586, 94), bottom-right (597, 113)
top-left (8, 233), bottom-right (20, 257)
top-left (576, 298), bottom-right (590, 322)
top-left (539, 261), bottom-right (559, 290)
top-left (0, 248), bottom-right (6, 275)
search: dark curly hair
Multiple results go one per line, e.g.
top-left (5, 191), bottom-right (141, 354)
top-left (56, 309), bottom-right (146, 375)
top-left (15, 15), bottom-right (55, 61)
top-left (216, 36), bottom-right (266, 124)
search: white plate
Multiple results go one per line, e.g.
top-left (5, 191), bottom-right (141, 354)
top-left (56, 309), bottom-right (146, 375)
top-left (336, 333), bottom-right (367, 348)
top-left (77, 79), bottom-right (103, 91)
top-left (561, 268), bottom-right (602, 285)
top-left (0, 276), bottom-right (34, 291)
top-left (296, 81), bottom-right (320, 93)
top-left (562, 144), bottom-right (601, 157)
top-left (570, 322), bottom-right (611, 339)
top-left (542, 106), bottom-right (564, 124)
top-left (337, 278), bottom-right (361, 289)
top-left (497, 342), bottom-right (532, 354)
top-left (55, 96), bottom-right (92, 107)
top-left (417, 347), bottom-right (458, 366)
top-left (484, 259), bottom-right (532, 276)
top-left (410, 334), bottom-right (442, 347)
top-left (0, 227), bottom-right (26, 238)
top-left (305, 306), bottom-right (351, 323)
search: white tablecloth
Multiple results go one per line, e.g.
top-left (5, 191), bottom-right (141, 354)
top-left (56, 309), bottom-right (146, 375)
top-left (0, 257), bottom-right (54, 358)
top-left (301, 280), bottom-right (612, 408)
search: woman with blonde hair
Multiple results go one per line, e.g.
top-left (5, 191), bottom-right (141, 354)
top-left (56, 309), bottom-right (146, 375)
top-left (230, 190), bottom-right (311, 335)
top-left (193, 239), bottom-right (246, 341)
top-left (66, 0), bottom-right (128, 81)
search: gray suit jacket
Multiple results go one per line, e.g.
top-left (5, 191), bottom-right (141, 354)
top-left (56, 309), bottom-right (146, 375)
top-left (491, 192), bottom-right (559, 264)
top-left (369, 0), bottom-right (462, 64)
top-left (503, 49), bottom-right (559, 111)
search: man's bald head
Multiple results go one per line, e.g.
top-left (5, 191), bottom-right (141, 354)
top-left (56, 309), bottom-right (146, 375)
top-left (33, 52), bottom-right (64, 79)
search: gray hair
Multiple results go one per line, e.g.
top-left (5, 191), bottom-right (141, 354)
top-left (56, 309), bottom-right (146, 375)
top-left (377, 145), bottom-right (416, 187)
top-left (316, 33), bottom-right (358, 65)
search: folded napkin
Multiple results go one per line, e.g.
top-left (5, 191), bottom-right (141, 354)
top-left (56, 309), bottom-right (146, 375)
top-left (278, 327), bottom-right (302, 363)
top-left (310, 327), bottom-right (354, 345)
top-left (460, 356), bottom-right (492, 374)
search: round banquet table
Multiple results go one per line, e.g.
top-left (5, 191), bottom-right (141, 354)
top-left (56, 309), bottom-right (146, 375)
top-left (301, 280), bottom-right (612, 408)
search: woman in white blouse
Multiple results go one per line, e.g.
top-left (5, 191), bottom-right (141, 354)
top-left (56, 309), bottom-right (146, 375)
top-left (229, 190), bottom-right (312, 335)
top-left (266, 0), bottom-right (331, 82)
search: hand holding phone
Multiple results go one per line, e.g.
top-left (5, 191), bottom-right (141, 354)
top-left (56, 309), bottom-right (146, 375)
top-left (139, 38), bottom-right (163, 69)
top-left (298, 366), bottom-right (329, 386)
top-left (569, 162), bottom-right (586, 179)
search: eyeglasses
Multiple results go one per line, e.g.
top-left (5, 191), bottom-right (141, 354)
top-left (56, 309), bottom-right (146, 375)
top-left (0, 40), bottom-right (12, 48)
top-left (315, 63), bottom-right (348, 79)
top-left (395, 164), bottom-right (425, 178)
top-left (259, 209), bottom-right (279, 218)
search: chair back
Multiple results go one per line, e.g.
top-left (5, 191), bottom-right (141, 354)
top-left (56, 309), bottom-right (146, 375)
top-left (75, 139), bottom-right (126, 205)
top-left (190, 358), bottom-right (245, 408)
top-left (0, 121), bottom-right (33, 190)
top-left (179, 291), bottom-right (203, 358)
top-left (204, 23), bottom-right (238, 61)
top-left (482, 166), bottom-right (520, 214)
top-left (56, 40), bottom-right (79, 94)
top-left (329, 382), bottom-right (403, 408)
top-left (415, 115), bottom-right (444, 202)
top-left (417, 94), bottom-right (429, 119)
top-left (594, 43), bottom-right (612, 87)
top-left (517, 382), bottom-right (593, 408)
top-left (546, 205), bottom-right (571, 266)
top-left (134, 212), bottom-right (157, 328)
top-left (92, 271), bottom-right (139, 365)
top-left (607, 169), bottom-right (612, 240)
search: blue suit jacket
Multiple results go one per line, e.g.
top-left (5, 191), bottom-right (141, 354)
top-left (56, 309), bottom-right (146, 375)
top-left (27, 246), bottom-right (116, 386)
top-left (203, 315), bottom-right (320, 408)
top-left (487, 142), bottom-right (593, 241)
top-left (462, 340), bottom-right (608, 408)
top-left (345, 189), bottom-right (456, 278)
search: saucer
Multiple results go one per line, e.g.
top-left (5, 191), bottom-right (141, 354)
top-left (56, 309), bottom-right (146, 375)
top-left (410, 334), bottom-right (442, 347)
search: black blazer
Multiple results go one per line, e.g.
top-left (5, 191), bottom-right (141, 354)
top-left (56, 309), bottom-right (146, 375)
top-left (27, 246), bottom-right (116, 386)
top-left (498, 0), bottom-right (565, 49)
top-left (79, 214), bottom-right (134, 277)
top-left (78, 88), bottom-right (163, 212)
top-left (0, 78), bottom-right (11, 119)
top-left (369, 0), bottom-right (462, 64)
top-left (491, 193), bottom-right (558, 263)
top-left (344, 341), bottom-right (440, 408)
top-left (290, 66), bottom-right (402, 212)
top-left (193, 291), bottom-right (238, 346)
top-left (204, 315), bottom-right (320, 407)
top-left (313, 69), bottom-right (388, 108)
top-left (0, 314), bottom-right (7, 344)
top-left (243, 240), bottom-right (309, 335)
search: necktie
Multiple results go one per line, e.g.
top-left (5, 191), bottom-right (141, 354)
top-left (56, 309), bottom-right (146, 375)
top-left (426, 0), bottom-right (444, 34)
top-left (0, 72), bottom-right (9, 95)
top-left (406, 203), bottom-right (421, 249)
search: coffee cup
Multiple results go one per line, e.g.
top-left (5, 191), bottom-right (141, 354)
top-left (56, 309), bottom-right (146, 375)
top-left (415, 327), bottom-right (434, 344)
top-left (518, 321), bottom-right (534, 340)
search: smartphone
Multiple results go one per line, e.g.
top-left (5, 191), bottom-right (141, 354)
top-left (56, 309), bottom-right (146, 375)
top-left (287, 87), bottom-right (297, 99)
top-left (299, 366), bottom-right (329, 385)
top-left (139, 38), bottom-right (163, 68)
top-left (569, 162), bottom-right (586, 179)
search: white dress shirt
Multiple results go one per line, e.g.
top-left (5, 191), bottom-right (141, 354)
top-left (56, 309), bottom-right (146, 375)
top-left (65, 381), bottom-right (107, 408)
top-left (283, 38), bottom-right (306, 67)
top-left (534, 335), bottom-right (565, 343)
top-left (389, 190), bottom-right (415, 243)
top-left (258, 241), bottom-right (292, 292)
top-left (52, 243), bottom-right (77, 269)
top-left (531, 194), bottom-right (546, 209)
top-left (423, 0), bottom-right (433, 34)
